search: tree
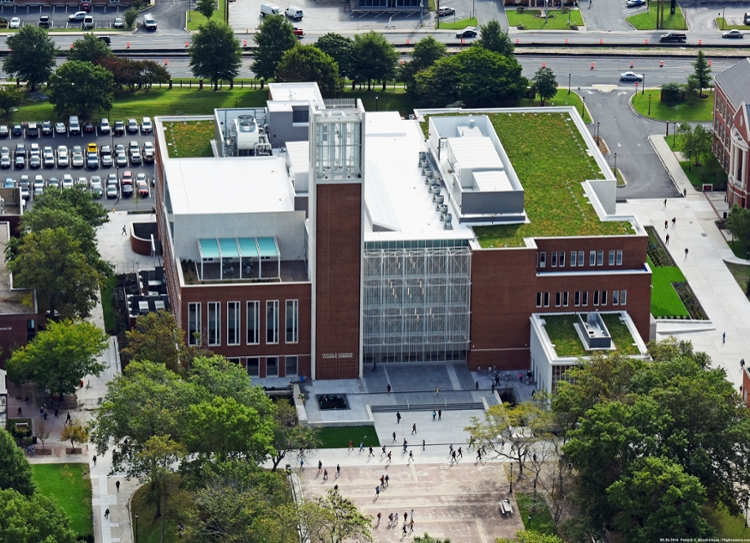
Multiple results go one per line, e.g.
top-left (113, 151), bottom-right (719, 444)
top-left (661, 81), bottom-right (681, 103)
top-left (0, 429), bottom-right (35, 496)
top-left (401, 36), bottom-right (446, 95)
top-left (190, 20), bottom-right (243, 91)
top-left (98, 56), bottom-right (142, 91)
top-left (0, 86), bottom-right (25, 115)
top-left (139, 60), bottom-right (171, 92)
top-left (124, 7), bottom-right (138, 28)
top-left (475, 19), bottom-right (514, 57)
top-left (49, 60), bottom-right (114, 117)
top-left (7, 320), bottom-right (108, 399)
top-left (532, 67), bottom-right (558, 106)
top-left (60, 418), bottom-right (89, 452)
top-left (0, 488), bottom-right (78, 543)
top-left (691, 124), bottom-right (712, 166)
top-left (4, 26), bottom-right (56, 90)
top-left (725, 204), bottom-right (750, 247)
top-left (122, 310), bottom-right (193, 373)
top-left (497, 532), bottom-right (565, 543)
top-left (196, 0), bottom-right (216, 19)
top-left (300, 488), bottom-right (372, 543)
top-left (691, 50), bottom-right (711, 98)
top-left (252, 15), bottom-right (298, 81)
top-left (413, 535), bottom-right (451, 543)
top-left (68, 33), bottom-right (113, 64)
top-left (607, 457), bottom-right (713, 543)
top-left (35, 420), bottom-right (51, 454)
top-left (31, 185), bottom-right (109, 229)
top-left (275, 45), bottom-right (341, 98)
top-left (351, 32), bottom-right (398, 90)
top-left (316, 33), bottom-right (355, 80)
top-left (270, 401), bottom-right (320, 471)
top-left (6, 228), bottom-right (103, 319)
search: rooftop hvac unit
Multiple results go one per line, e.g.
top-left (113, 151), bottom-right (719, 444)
top-left (429, 186), bottom-right (440, 195)
top-left (432, 190), bottom-right (442, 202)
top-left (235, 115), bottom-right (260, 152)
top-left (444, 215), bottom-right (453, 230)
top-left (440, 204), bottom-right (448, 215)
top-left (440, 211), bottom-right (447, 222)
top-left (434, 195), bottom-right (444, 209)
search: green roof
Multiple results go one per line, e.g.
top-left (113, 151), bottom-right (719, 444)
top-left (163, 120), bottom-right (215, 158)
top-left (470, 112), bottom-right (633, 247)
top-left (543, 313), bottom-right (640, 358)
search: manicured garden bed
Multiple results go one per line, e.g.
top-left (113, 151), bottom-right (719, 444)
top-left (31, 463), bottom-right (93, 539)
top-left (437, 17), bottom-right (478, 29)
top-left (714, 18), bottom-right (750, 31)
top-left (317, 425), bottom-right (380, 448)
top-left (507, 8), bottom-right (584, 29)
top-left (626, 2), bottom-right (686, 30)
top-left (666, 133), bottom-right (727, 190)
top-left (543, 313), bottom-right (640, 358)
top-left (632, 89), bottom-right (714, 122)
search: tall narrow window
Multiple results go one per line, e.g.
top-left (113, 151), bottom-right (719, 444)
top-left (578, 251), bottom-right (585, 267)
top-left (563, 291), bottom-right (569, 307)
top-left (247, 301), bottom-right (260, 345)
top-left (551, 252), bottom-right (557, 267)
top-left (601, 290), bottom-right (607, 306)
top-left (188, 303), bottom-right (201, 346)
top-left (285, 300), bottom-right (299, 344)
top-left (612, 290), bottom-right (619, 305)
top-left (285, 356), bottom-right (298, 377)
top-left (227, 302), bottom-right (240, 345)
top-left (582, 291), bottom-right (588, 306)
top-left (574, 291), bottom-right (580, 306)
top-left (616, 250), bottom-right (623, 265)
top-left (620, 290), bottom-right (627, 306)
top-left (543, 292), bottom-right (550, 307)
top-left (536, 292), bottom-right (542, 308)
top-left (247, 357), bottom-right (260, 377)
top-left (539, 252), bottom-right (546, 268)
top-left (555, 292), bottom-right (561, 307)
top-left (589, 251), bottom-right (596, 266)
top-left (593, 291), bottom-right (600, 306)
top-left (208, 302), bottom-right (220, 346)
top-left (266, 357), bottom-right (279, 377)
top-left (570, 251), bottom-right (577, 267)
top-left (559, 252), bottom-right (565, 267)
top-left (266, 300), bottom-right (279, 344)
top-left (608, 250), bottom-right (615, 265)
top-left (597, 251), bottom-right (604, 266)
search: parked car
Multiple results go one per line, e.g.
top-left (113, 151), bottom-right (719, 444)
top-left (26, 122), bottom-right (39, 137)
top-left (141, 117), bottom-right (153, 133)
top-left (113, 17), bottom-right (124, 28)
top-left (62, 174), bottom-right (74, 189)
top-left (101, 153), bottom-right (113, 167)
top-left (91, 176), bottom-right (103, 198)
top-left (126, 118), bottom-right (139, 134)
top-left (285, 6), bottom-right (303, 19)
top-left (55, 122), bottom-right (66, 134)
top-left (438, 7), bottom-right (455, 16)
top-left (83, 121), bottom-right (95, 133)
top-left (29, 154), bottom-right (41, 169)
top-left (619, 71), bottom-right (643, 81)
top-left (68, 11), bottom-right (87, 22)
top-left (9, 17), bottom-right (21, 28)
top-left (12, 125), bottom-right (22, 137)
top-left (81, 1), bottom-right (92, 12)
top-left (722, 29), bottom-right (744, 39)
top-left (39, 15), bottom-right (52, 28)
top-left (82, 15), bottom-right (94, 29)
top-left (0, 126), bottom-right (7, 138)
top-left (41, 120), bottom-right (52, 136)
top-left (143, 142), bottom-right (155, 163)
top-left (0, 147), bottom-right (10, 169)
top-left (100, 118), bottom-right (111, 134)
top-left (137, 173), bottom-right (149, 197)
top-left (130, 150), bottom-right (142, 165)
top-left (76, 176), bottom-right (88, 188)
top-left (106, 173), bottom-right (118, 186)
top-left (292, 27), bottom-right (304, 37)
top-left (456, 27), bottom-right (477, 38)
top-left (626, 0), bottom-right (645, 7)
top-left (113, 120), bottom-right (125, 135)
top-left (106, 184), bottom-right (118, 198)
top-left (43, 147), bottom-right (55, 168)
top-left (48, 176), bottom-right (60, 190)
top-left (57, 145), bottom-right (69, 167)
top-left (71, 146), bottom-right (84, 167)
top-left (116, 152), bottom-right (127, 167)
top-left (86, 153), bottom-right (99, 169)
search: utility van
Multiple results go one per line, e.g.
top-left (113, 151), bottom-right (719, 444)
top-left (143, 13), bottom-right (157, 30)
top-left (260, 3), bottom-right (281, 16)
top-left (285, 6), bottom-right (303, 19)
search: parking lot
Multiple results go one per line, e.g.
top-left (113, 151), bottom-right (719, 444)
top-left (0, 4), bottom-right (131, 31)
top-left (1, 118), bottom-right (156, 212)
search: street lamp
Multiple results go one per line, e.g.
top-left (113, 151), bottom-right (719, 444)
top-left (596, 122), bottom-right (600, 145)
top-left (509, 463), bottom-right (513, 494)
top-left (375, 96), bottom-right (379, 111)
top-left (581, 96), bottom-right (586, 121)
top-left (568, 73), bottom-right (571, 95)
top-left (135, 513), bottom-right (139, 542)
top-left (648, 94), bottom-right (652, 115)
top-left (642, 73), bottom-right (645, 95)
top-left (614, 152), bottom-right (617, 176)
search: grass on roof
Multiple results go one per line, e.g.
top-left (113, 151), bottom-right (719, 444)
top-left (31, 463), bottom-right (93, 539)
top-left (473, 112), bottom-right (633, 247)
top-left (163, 120), bottom-right (216, 158)
top-left (543, 313), bottom-right (639, 358)
top-left (648, 255), bottom-right (689, 317)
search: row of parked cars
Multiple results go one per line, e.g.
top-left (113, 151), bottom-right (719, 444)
top-left (1, 141), bottom-right (154, 170)
top-left (0, 117), bottom-right (153, 139)
top-left (11, 171), bottom-right (149, 200)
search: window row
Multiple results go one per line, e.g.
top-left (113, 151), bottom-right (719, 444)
top-left (538, 250), bottom-right (623, 269)
top-left (226, 356), bottom-right (299, 378)
top-left (536, 289), bottom-right (627, 308)
top-left (187, 300), bottom-right (299, 347)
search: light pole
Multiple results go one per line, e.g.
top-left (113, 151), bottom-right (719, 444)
top-left (581, 97), bottom-right (586, 121)
top-left (648, 94), bottom-right (652, 115)
top-left (614, 152), bottom-right (617, 176)
top-left (509, 463), bottom-right (513, 494)
top-left (568, 73), bottom-right (571, 95)
top-left (596, 122), bottom-right (600, 145)
top-left (375, 95), bottom-right (379, 111)
top-left (642, 73), bottom-right (645, 95)
top-left (135, 513), bottom-right (139, 542)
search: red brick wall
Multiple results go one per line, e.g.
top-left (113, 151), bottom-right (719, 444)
top-left (0, 313), bottom-right (39, 369)
top-left (714, 85), bottom-right (738, 202)
top-left (314, 183), bottom-right (362, 380)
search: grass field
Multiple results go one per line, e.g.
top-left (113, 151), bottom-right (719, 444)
top-left (715, 18), bottom-right (750, 30)
top-left (346, 89), bottom-right (414, 117)
top-left (317, 425), bottom-right (380, 448)
top-left (437, 17), bottom-right (478, 29)
top-left (705, 504), bottom-right (750, 539)
top-left (507, 9), bottom-right (584, 29)
top-left (515, 492), bottom-right (557, 535)
top-left (725, 262), bottom-right (750, 298)
top-left (632, 89), bottom-right (714, 122)
top-left (648, 256), bottom-right (689, 317)
top-left (519, 88), bottom-right (584, 110)
top-left (665, 133), bottom-right (727, 190)
top-left (187, 0), bottom-right (226, 30)
top-left (131, 474), bottom-right (194, 543)
top-left (474, 112), bottom-right (633, 248)
top-left (626, 2), bottom-right (686, 30)
top-left (101, 275), bottom-right (117, 334)
top-left (31, 463), bottom-right (93, 539)
top-left (163, 120), bottom-right (215, 158)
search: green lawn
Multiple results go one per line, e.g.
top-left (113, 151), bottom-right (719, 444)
top-left (725, 261), bottom-right (750, 298)
top-left (187, 0), bottom-right (226, 30)
top-left (437, 17), bottom-right (478, 29)
top-left (626, 2), bottom-right (686, 30)
top-left (666, 134), bottom-right (727, 190)
top-left (543, 313), bottom-right (640, 358)
top-left (101, 275), bottom-right (117, 334)
top-left (31, 464), bottom-right (93, 539)
top-left (131, 474), bottom-right (195, 543)
top-left (317, 425), bottom-right (380, 448)
top-left (705, 504), bottom-right (750, 539)
top-left (163, 120), bottom-right (215, 158)
top-left (632, 89), bottom-right (714, 122)
top-left (507, 9), bottom-right (584, 29)
top-left (648, 256), bottom-right (689, 317)
top-left (519, 88), bottom-right (583, 110)
top-left (346, 89), bottom-right (415, 118)
top-left (473, 112), bottom-right (633, 247)
top-left (515, 492), bottom-right (557, 536)
top-left (715, 18), bottom-right (750, 30)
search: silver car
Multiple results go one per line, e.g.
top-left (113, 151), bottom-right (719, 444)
top-left (57, 146), bottom-right (69, 167)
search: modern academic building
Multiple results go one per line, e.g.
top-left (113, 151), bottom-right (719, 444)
top-left (152, 83), bottom-right (652, 391)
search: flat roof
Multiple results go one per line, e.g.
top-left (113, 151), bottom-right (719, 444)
top-left (268, 82), bottom-right (324, 110)
top-left (0, 223), bottom-right (35, 315)
top-left (363, 112), bottom-right (474, 242)
top-left (541, 313), bottom-right (641, 357)
top-left (164, 156), bottom-right (294, 215)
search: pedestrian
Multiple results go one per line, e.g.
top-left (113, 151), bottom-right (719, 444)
top-left (475, 381), bottom-right (479, 390)
top-left (404, 512), bottom-right (408, 523)
top-left (438, 409), bottom-right (442, 420)
top-left (402, 525), bottom-right (408, 536)
top-left (683, 188), bottom-right (687, 197)
top-left (318, 460), bottom-right (323, 473)
top-left (93, 455), bottom-right (97, 466)
top-left (742, 359), bottom-right (746, 368)
top-left (43, 412), bottom-right (47, 421)
top-left (411, 423), bottom-right (417, 435)
top-left (409, 450), bottom-right (414, 461)
top-left (458, 447), bottom-right (462, 458)
top-left (410, 519), bottom-right (415, 532)
top-left (388, 513), bottom-right (393, 525)
top-left (376, 485), bottom-right (380, 497)
top-left (323, 469), bottom-right (328, 480)
top-left (723, 332), bottom-right (726, 344)
top-left (349, 440), bottom-right (353, 451)
top-left (377, 512), bottom-right (381, 526)
top-left (105, 508), bottom-right (110, 519)
top-left (664, 198), bottom-right (667, 207)
top-left (449, 443), bottom-right (454, 453)
top-left (122, 225), bottom-right (127, 235)
top-left (432, 410), bottom-right (436, 421)
top-left (385, 474), bottom-right (389, 486)
top-left (380, 474), bottom-right (385, 487)
top-left (392, 431), bottom-right (397, 443)
top-left (422, 439), bottom-right (425, 450)
top-left (685, 247), bottom-right (689, 258)
top-left (491, 383), bottom-right (495, 393)
top-left (372, 362), bottom-right (377, 372)
top-left (300, 458), bottom-right (304, 468)
top-left (533, 453), bottom-right (537, 463)
top-left (501, 439), bottom-right (505, 449)
top-left (387, 451), bottom-right (392, 462)
top-left (477, 450), bottom-right (482, 461)
top-left (387, 383), bottom-right (392, 395)
top-left (396, 411), bottom-right (401, 424)
top-left (337, 464), bottom-right (341, 477)
top-left (403, 439), bottom-right (408, 452)
top-left (360, 441), bottom-right (364, 452)
top-left (54, 408), bottom-right (59, 418)
top-left (518, 373), bottom-right (523, 382)
top-left (411, 509), bottom-right (414, 521)
top-left (334, 484), bottom-right (339, 490)
top-left (672, 217), bottom-right (676, 227)
top-left (435, 387), bottom-right (439, 395)
top-left (66, 412), bottom-right (71, 424)
top-left (665, 233), bottom-right (669, 245)
top-left (116, 481), bottom-right (120, 492)
top-left (24, 396), bottom-right (29, 405)
top-left (664, 220), bottom-right (668, 229)
top-left (17, 407), bottom-right (22, 416)
top-left (381, 445), bottom-right (387, 455)
top-left (369, 446), bottom-right (375, 457)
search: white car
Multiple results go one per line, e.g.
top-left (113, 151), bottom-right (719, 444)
top-left (55, 122), bottom-right (66, 134)
top-left (56, 146), bottom-right (69, 167)
top-left (722, 29), bottom-right (744, 39)
top-left (619, 71), bottom-right (643, 82)
top-left (100, 118), bottom-right (111, 134)
top-left (9, 17), bottom-right (21, 29)
top-left (62, 174), bottom-right (74, 189)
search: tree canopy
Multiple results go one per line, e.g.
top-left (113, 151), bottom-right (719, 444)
top-left (189, 20), bottom-right (243, 90)
top-left (275, 45), bottom-right (341, 98)
top-left (0, 86), bottom-right (25, 115)
top-left (68, 33), bottom-right (113, 64)
top-left (351, 32), bottom-right (398, 90)
top-left (532, 67), bottom-right (558, 106)
top-left (7, 319), bottom-right (108, 399)
top-left (0, 488), bottom-right (78, 543)
top-left (300, 489), bottom-right (372, 543)
top-left (474, 19), bottom-right (514, 57)
top-left (122, 310), bottom-right (195, 373)
top-left (3, 26), bottom-right (57, 90)
top-left (316, 33), bottom-right (355, 80)
top-left (49, 60), bottom-right (115, 117)
top-left (725, 204), bottom-right (750, 249)
top-left (196, 0), bottom-right (216, 19)
top-left (690, 50), bottom-right (712, 98)
top-left (401, 36), bottom-right (446, 96)
top-left (252, 15), bottom-right (298, 81)
top-left (0, 429), bottom-right (35, 497)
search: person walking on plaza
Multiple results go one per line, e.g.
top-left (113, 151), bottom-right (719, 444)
top-left (369, 446), bottom-right (375, 457)
top-left (349, 440), bottom-right (353, 451)
top-left (375, 485), bottom-right (380, 497)
top-left (105, 508), bottom-right (110, 519)
top-left (381, 445), bottom-right (387, 455)
top-left (300, 458), bottom-right (304, 469)
top-left (411, 423), bottom-right (417, 435)
top-left (387, 451), bottom-right (392, 463)
top-left (432, 410), bottom-right (436, 421)
top-left (396, 411), bottom-right (402, 424)
top-left (376, 512), bottom-right (381, 526)
top-left (685, 247), bottom-right (689, 258)
top-left (402, 525), bottom-right (408, 536)
top-left (54, 408), bottom-right (58, 418)
top-left (360, 441), bottom-right (364, 452)
top-left (723, 332), bottom-right (726, 344)
top-left (380, 474), bottom-right (385, 487)
top-left (422, 440), bottom-right (426, 450)
top-left (742, 359), bottom-right (746, 368)
top-left (318, 460), bottom-right (322, 473)
top-left (409, 450), bottom-right (414, 462)
top-left (336, 464), bottom-right (340, 477)
top-left (93, 455), bottom-right (97, 466)
top-left (323, 469), bottom-right (328, 481)
top-left (116, 481), bottom-right (120, 492)
top-left (410, 519), bottom-right (415, 532)
top-left (438, 409), bottom-right (442, 420)
top-left (403, 439), bottom-right (408, 452)
top-left (385, 474), bottom-right (389, 486)
top-left (665, 233), bottom-right (669, 245)
top-left (387, 383), bottom-right (391, 395)
top-left (458, 447), bottom-right (462, 458)
top-left (672, 217), bottom-right (676, 227)
top-left (392, 432), bottom-right (397, 443)
top-left (664, 220), bottom-right (668, 229)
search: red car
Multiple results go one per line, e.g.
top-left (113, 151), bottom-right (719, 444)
top-left (293, 27), bottom-right (303, 38)
top-left (81, 2), bottom-right (91, 11)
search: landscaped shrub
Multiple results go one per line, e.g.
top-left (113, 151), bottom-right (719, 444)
top-left (517, 23), bottom-right (526, 29)
top-left (661, 82), bottom-right (681, 103)
top-left (517, 6), bottom-right (525, 12)
top-left (561, 6), bottom-right (569, 12)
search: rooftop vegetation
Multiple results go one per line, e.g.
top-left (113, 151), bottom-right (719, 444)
top-left (163, 120), bottom-right (215, 158)
top-left (473, 112), bottom-right (633, 247)
top-left (543, 312), bottom-right (640, 358)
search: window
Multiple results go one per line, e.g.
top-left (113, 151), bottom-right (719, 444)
top-left (188, 303), bottom-right (201, 346)
top-left (208, 302), bottom-right (220, 346)
top-left (578, 251), bottom-right (585, 267)
top-left (620, 290), bottom-right (627, 306)
top-left (555, 292), bottom-right (561, 307)
top-left (543, 292), bottom-right (550, 307)
top-left (266, 357), bottom-right (279, 377)
top-left (292, 106), bottom-right (309, 124)
top-left (247, 301), bottom-right (260, 345)
top-left (613, 290), bottom-right (619, 305)
top-left (539, 252), bottom-right (546, 268)
top-left (559, 252), bottom-right (565, 267)
top-left (597, 251), bottom-right (604, 266)
top-left (247, 357), bottom-right (260, 377)
top-left (574, 291), bottom-right (580, 306)
top-left (285, 300), bottom-right (299, 344)
top-left (227, 302), bottom-right (240, 345)
top-left (563, 291), bottom-right (569, 307)
top-left (589, 251), bottom-right (596, 266)
top-left (601, 290), bottom-right (607, 306)
top-left (608, 250), bottom-right (615, 265)
top-left (616, 250), bottom-right (623, 265)
top-left (536, 292), bottom-right (542, 307)
top-left (551, 252), bottom-right (557, 267)
top-left (570, 251), bottom-right (577, 267)
top-left (285, 356), bottom-right (298, 377)
top-left (593, 291), bottom-right (599, 306)
top-left (266, 300), bottom-right (279, 344)
top-left (582, 291), bottom-right (588, 306)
